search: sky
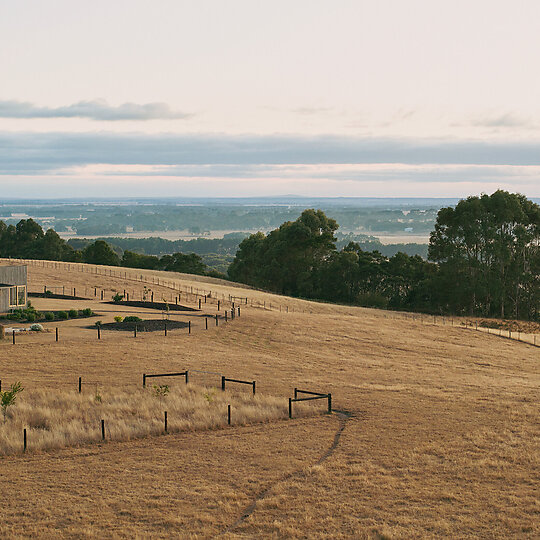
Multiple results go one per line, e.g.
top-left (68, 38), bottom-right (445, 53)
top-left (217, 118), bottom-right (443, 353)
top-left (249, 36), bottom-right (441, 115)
top-left (1, 0), bottom-right (540, 199)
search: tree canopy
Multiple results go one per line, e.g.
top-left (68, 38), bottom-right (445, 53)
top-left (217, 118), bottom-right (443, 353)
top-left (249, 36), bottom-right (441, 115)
top-left (0, 219), bottom-right (215, 278)
top-left (228, 209), bottom-right (338, 296)
top-left (428, 190), bottom-right (539, 319)
top-left (228, 196), bottom-right (539, 320)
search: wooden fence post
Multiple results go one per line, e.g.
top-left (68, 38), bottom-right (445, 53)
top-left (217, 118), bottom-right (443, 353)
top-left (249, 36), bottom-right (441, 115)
top-left (288, 398), bottom-right (292, 419)
top-left (101, 419), bottom-right (105, 440)
top-left (221, 376), bottom-right (225, 391)
top-left (56, 327), bottom-right (59, 342)
top-left (228, 404), bottom-right (231, 425)
top-left (78, 376), bottom-right (82, 393)
top-left (188, 321), bottom-right (191, 334)
top-left (23, 428), bottom-right (27, 452)
top-left (143, 373), bottom-right (146, 387)
top-left (164, 411), bottom-right (168, 432)
top-left (215, 314), bottom-right (218, 326)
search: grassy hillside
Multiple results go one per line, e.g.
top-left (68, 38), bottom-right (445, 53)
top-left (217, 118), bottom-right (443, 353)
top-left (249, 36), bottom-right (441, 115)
top-left (0, 260), bottom-right (538, 538)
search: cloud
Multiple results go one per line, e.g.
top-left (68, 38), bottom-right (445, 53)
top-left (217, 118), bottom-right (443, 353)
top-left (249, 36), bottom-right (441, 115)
top-left (81, 163), bottom-right (540, 187)
top-left (471, 112), bottom-right (534, 128)
top-left (0, 99), bottom-right (193, 121)
top-left (291, 107), bottom-right (334, 115)
top-left (1, 132), bottom-right (540, 177)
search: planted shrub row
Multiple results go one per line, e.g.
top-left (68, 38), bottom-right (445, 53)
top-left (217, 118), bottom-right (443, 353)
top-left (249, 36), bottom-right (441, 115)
top-left (3, 307), bottom-right (95, 323)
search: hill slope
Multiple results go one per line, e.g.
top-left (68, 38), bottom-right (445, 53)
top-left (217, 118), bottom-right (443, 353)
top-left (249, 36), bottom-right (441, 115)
top-left (0, 260), bottom-right (538, 538)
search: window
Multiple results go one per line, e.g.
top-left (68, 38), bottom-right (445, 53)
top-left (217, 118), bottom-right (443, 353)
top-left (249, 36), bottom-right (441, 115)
top-left (17, 286), bottom-right (26, 306)
top-left (9, 286), bottom-right (17, 306)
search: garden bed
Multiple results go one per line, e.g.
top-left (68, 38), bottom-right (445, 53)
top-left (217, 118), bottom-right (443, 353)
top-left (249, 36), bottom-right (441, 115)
top-left (97, 319), bottom-right (189, 332)
top-left (106, 300), bottom-right (199, 312)
top-left (29, 292), bottom-right (87, 300)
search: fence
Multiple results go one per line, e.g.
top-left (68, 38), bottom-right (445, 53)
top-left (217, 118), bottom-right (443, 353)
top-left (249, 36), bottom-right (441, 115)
top-left (2, 258), bottom-right (302, 314)
top-left (142, 371), bottom-right (189, 387)
top-left (3, 259), bottom-right (538, 349)
top-left (221, 376), bottom-right (256, 395)
top-left (3, 369), bottom-right (334, 454)
top-left (289, 389), bottom-right (332, 418)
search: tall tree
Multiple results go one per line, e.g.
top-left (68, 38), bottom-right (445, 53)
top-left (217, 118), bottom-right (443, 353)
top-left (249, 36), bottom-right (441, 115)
top-left (428, 190), bottom-right (540, 319)
top-left (228, 209), bottom-right (338, 296)
top-left (82, 240), bottom-right (120, 266)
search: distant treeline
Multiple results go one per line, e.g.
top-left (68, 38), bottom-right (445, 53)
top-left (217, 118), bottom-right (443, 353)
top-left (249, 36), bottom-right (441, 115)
top-left (66, 233), bottom-right (247, 256)
top-left (67, 234), bottom-right (428, 275)
top-left (228, 191), bottom-right (539, 320)
top-left (0, 221), bottom-right (223, 278)
top-left (67, 233), bottom-right (429, 259)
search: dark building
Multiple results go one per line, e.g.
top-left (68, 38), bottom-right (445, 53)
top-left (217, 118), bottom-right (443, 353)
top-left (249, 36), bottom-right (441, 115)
top-left (0, 265), bottom-right (27, 313)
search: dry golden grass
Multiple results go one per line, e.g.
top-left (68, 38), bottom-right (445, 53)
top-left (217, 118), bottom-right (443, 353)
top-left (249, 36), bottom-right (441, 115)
top-left (0, 259), bottom-right (538, 538)
top-left (0, 383), bottom-right (316, 455)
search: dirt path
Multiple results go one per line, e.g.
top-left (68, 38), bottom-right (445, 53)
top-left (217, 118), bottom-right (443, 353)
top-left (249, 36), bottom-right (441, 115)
top-left (221, 410), bottom-right (352, 536)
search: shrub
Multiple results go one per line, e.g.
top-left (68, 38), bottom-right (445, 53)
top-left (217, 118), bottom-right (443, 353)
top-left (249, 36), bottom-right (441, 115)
top-left (94, 320), bottom-right (102, 327)
top-left (26, 313), bottom-right (36, 322)
top-left (82, 308), bottom-right (93, 317)
top-left (123, 316), bottom-right (143, 323)
top-left (112, 293), bottom-right (124, 303)
top-left (153, 384), bottom-right (170, 398)
top-left (6, 313), bottom-right (20, 320)
top-left (30, 323), bottom-right (44, 332)
top-left (57, 311), bottom-right (68, 320)
top-left (1, 382), bottom-right (23, 422)
top-left (44, 312), bottom-right (54, 321)
top-left (114, 316), bottom-right (123, 323)
top-left (44, 290), bottom-right (53, 297)
top-left (68, 309), bottom-right (78, 318)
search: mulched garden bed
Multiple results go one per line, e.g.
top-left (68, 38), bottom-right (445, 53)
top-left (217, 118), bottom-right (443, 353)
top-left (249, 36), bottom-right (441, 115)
top-left (105, 300), bottom-right (199, 312)
top-left (29, 292), bottom-right (87, 300)
top-left (97, 319), bottom-right (189, 332)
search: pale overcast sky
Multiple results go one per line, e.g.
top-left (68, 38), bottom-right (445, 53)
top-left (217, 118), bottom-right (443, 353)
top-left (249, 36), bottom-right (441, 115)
top-left (1, 0), bottom-right (540, 198)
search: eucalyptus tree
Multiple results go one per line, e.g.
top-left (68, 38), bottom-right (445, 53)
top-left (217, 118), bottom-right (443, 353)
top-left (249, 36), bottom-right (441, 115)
top-left (428, 190), bottom-right (539, 319)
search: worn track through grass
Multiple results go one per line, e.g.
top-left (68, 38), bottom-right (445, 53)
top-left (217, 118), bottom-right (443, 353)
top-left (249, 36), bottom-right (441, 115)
top-left (222, 410), bottom-right (352, 536)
